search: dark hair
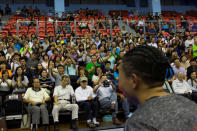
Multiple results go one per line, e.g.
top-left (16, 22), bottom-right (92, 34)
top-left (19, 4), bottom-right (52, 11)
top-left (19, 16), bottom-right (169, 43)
top-left (48, 60), bottom-right (55, 68)
top-left (19, 56), bottom-right (27, 62)
top-left (2, 70), bottom-right (9, 78)
top-left (174, 58), bottom-right (180, 62)
top-left (14, 66), bottom-right (25, 81)
top-left (95, 66), bottom-right (102, 76)
top-left (35, 63), bottom-right (43, 75)
top-left (57, 64), bottom-right (64, 69)
top-left (52, 48), bottom-right (59, 54)
top-left (43, 54), bottom-right (49, 59)
top-left (122, 45), bottom-right (170, 87)
top-left (105, 61), bottom-right (111, 65)
top-left (190, 58), bottom-right (196, 63)
top-left (54, 55), bottom-right (61, 62)
top-left (41, 69), bottom-right (48, 76)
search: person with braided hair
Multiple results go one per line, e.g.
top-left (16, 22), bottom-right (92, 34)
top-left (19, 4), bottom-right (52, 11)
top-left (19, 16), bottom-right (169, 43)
top-left (119, 45), bottom-right (197, 131)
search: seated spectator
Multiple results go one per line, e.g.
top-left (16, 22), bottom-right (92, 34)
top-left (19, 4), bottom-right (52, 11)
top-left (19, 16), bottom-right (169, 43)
top-left (172, 72), bottom-right (192, 95)
top-left (11, 53), bottom-right (20, 73)
top-left (75, 77), bottom-right (99, 128)
top-left (192, 38), bottom-right (197, 58)
top-left (6, 47), bottom-right (14, 62)
top-left (20, 42), bottom-right (33, 57)
top-left (93, 75), bottom-right (121, 125)
top-left (94, 36), bottom-right (101, 48)
top-left (52, 75), bottom-right (78, 130)
top-left (50, 48), bottom-right (61, 61)
top-left (23, 78), bottom-right (50, 131)
top-left (33, 63), bottom-right (44, 78)
top-left (137, 17), bottom-right (145, 27)
top-left (162, 22), bottom-right (169, 32)
top-left (92, 66), bottom-right (103, 86)
top-left (49, 64), bottom-right (67, 86)
top-left (86, 55), bottom-right (101, 80)
top-left (180, 16), bottom-right (188, 30)
top-left (63, 57), bottom-right (77, 76)
top-left (39, 69), bottom-right (54, 95)
top-left (27, 52), bottom-right (39, 71)
top-left (12, 66), bottom-right (29, 94)
top-left (111, 41), bottom-right (120, 57)
top-left (0, 63), bottom-right (12, 78)
top-left (186, 45), bottom-right (193, 61)
top-left (105, 50), bottom-right (116, 70)
top-left (0, 70), bottom-right (12, 103)
top-left (147, 37), bottom-right (157, 48)
top-left (48, 60), bottom-right (58, 74)
top-left (185, 35), bottom-right (194, 52)
top-left (180, 55), bottom-right (190, 70)
top-left (187, 58), bottom-right (197, 79)
top-left (121, 26), bottom-right (128, 35)
top-left (187, 72), bottom-right (197, 92)
top-left (41, 54), bottom-right (49, 69)
top-left (103, 61), bottom-right (114, 80)
top-left (54, 56), bottom-right (63, 67)
top-left (76, 67), bottom-right (91, 87)
top-left (172, 58), bottom-right (187, 80)
top-left (0, 51), bottom-right (7, 64)
top-left (19, 57), bottom-right (33, 84)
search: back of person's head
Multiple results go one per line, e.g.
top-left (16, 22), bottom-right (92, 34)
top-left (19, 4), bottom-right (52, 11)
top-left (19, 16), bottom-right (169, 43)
top-left (122, 45), bottom-right (170, 87)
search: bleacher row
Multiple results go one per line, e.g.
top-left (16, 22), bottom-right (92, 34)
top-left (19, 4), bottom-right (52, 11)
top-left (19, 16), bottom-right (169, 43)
top-left (0, 10), bottom-right (197, 39)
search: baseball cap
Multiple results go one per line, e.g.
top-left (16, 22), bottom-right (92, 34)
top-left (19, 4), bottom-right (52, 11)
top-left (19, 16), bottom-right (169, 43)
top-left (80, 77), bottom-right (88, 82)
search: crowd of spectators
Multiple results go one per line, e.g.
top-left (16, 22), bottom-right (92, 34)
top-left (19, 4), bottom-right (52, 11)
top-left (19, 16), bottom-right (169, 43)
top-left (0, 6), bottom-right (197, 131)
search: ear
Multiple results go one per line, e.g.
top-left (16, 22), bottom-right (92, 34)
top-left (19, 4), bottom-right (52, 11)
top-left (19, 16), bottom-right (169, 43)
top-left (129, 73), bottom-right (140, 90)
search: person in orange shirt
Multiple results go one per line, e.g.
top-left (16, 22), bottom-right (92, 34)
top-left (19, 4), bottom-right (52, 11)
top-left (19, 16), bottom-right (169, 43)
top-left (0, 63), bottom-right (12, 78)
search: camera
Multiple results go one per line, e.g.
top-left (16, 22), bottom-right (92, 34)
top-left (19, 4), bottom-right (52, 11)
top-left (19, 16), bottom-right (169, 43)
top-left (103, 80), bottom-right (110, 87)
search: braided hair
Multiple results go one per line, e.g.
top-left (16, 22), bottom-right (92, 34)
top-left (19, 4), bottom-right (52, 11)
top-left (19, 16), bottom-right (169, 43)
top-left (122, 45), bottom-right (171, 87)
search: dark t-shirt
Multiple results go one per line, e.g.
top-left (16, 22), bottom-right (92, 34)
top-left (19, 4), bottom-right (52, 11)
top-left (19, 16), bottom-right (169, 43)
top-left (125, 95), bottom-right (197, 131)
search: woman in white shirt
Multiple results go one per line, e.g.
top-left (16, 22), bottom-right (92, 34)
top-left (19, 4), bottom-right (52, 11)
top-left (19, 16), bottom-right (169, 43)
top-left (185, 35), bottom-right (194, 52)
top-left (187, 72), bottom-right (197, 91)
top-left (92, 66), bottom-right (103, 86)
top-left (12, 66), bottom-right (29, 94)
top-left (41, 54), bottom-right (49, 69)
top-left (0, 70), bottom-right (12, 96)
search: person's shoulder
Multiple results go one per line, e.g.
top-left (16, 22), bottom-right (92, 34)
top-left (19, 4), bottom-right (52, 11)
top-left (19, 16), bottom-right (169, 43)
top-left (67, 84), bottom-right (73, 89)
top-left (26, 87), bottom-right (33, 92)
top-left (75, 86), bottom-right (81, 91)
top-left (126, 95), bottom-right (197, 129)
top-left (87, 85), bottom-right (93, 89)
top-left (54, 85), bottom-right (61, 89)
top-left (40, 88), bottom-right (46, 92)
top-left (86, 62), bottom-right (92, 66)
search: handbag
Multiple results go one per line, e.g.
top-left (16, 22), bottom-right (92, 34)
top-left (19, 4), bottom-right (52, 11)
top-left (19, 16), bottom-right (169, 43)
top-left (12, 86), bottom-right (26, 94)
top-left (4, 94), bottom-right (23, 116)
top-left (20, 114), bottom-right (31, 129)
